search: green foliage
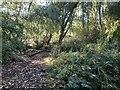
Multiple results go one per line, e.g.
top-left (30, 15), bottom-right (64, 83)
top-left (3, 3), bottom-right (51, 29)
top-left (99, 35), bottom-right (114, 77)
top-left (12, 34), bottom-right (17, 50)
top-left (51, 45), bottom-right (60, 58)
top-left (1, 2), bottom-right (120, 89)
top-left (2, 12), bottom-right (25, 63)
top-left (104, 19), bottom-right (120, 43)
top-left (108, 2), bottom-right (120, 19)
top-left (46, 44), bottom-right (120, 89)
top-left (2, 43), bottom-right (24, 64)
top-left (61, 39), bottom-right (85, 52)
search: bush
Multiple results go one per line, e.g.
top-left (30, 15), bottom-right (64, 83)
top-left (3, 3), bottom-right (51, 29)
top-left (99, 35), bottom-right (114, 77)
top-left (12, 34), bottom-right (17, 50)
top-left (61, 39), bottom-right (85, 52)
top-left (46, 45), bottom-right (120, 89)
top-left (2, 14), bottom-right (25, 64)
top-left (2, 43), bottom-right (24, 64)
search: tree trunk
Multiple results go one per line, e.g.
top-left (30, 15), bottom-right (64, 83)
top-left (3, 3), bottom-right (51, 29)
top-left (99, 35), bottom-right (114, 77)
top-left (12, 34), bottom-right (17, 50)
top-left (58, 2), bottom-right (79, 45)
top-left (47, 33), bottom-right (52, 45)
top-left (98, 2), bottom-right (104, 43)
top-left (58, 24), bottom-right (65, 45)
top-left (81, 2), bottom-right (85, 31)
top-left (87, 7), bottom-right (89, 32)
top-left (118, 26), bottom-right (120, 52)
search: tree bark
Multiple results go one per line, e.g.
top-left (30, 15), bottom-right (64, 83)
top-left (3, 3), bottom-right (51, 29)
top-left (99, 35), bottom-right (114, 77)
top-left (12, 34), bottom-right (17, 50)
top-left (81, 2), bottom-right (85, 32)
top-left (98, 2), bottom-right (104, 43)
top-left (47, 33), bottom-right (52, 45)
top-left (58, 2), bottom-right (79, 45)
top-left (118, 26), bottom-right (120, 52)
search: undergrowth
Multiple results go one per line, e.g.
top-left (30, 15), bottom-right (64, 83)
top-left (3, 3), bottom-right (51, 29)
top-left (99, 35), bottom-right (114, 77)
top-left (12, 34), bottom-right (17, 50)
top-left (46, 43), bottom-right (120, 89)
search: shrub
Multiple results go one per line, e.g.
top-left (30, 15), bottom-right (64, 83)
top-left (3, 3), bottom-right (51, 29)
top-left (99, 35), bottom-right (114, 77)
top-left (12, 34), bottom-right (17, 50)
top-left (46, 45), bottom-right (120, 89)
top-left (2, 14), bottom-right (25, 63)
top-left (2, 43), bottom-right (24, 64)
top-left (61, 39), bottom-right (85, 52)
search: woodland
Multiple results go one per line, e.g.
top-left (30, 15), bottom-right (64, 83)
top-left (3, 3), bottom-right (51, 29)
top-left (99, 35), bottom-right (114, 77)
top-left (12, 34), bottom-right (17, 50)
top-left (1, 1), bottom-right (120, 89)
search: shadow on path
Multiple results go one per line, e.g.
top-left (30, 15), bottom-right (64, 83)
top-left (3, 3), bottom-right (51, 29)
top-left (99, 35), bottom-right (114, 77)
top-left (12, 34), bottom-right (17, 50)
top-left (2, 50), bottom-right (51, 89)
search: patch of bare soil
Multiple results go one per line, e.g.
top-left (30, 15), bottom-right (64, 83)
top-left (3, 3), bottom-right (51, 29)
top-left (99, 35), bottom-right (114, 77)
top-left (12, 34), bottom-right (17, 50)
top-left (2, 50), bottom-right (52, 89)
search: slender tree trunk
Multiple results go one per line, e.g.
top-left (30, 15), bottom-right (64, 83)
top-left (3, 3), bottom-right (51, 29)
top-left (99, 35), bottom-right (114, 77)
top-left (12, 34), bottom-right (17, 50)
top-left (87, 8), bottom-right (89, 32)
top-left (98, 2), bottom-right (104, 43)
top-left (58, 2), bottom-right (79, 45)
top-left (81, 2), bottom-right (85, 31)
top-left (47, 33), bottom-right (52, 45)
top-left (118, 26), bottom-right (120, 52)
top-left (98, 3), bottom-right (102, 28)
top-left (58, 24), bottom-right (65, 45)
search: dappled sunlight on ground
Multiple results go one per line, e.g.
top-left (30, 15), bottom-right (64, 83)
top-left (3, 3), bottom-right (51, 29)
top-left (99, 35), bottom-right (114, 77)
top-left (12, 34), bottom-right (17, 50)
top-left (43, 57), bottom-right (54, 65)
top-left (31, 60), bottom-right (45, 64)
top-left (2, 51), bottom-right (51, 89)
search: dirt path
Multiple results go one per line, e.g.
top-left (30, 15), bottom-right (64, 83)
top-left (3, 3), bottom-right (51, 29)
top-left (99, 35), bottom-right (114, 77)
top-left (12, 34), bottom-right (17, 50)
top-left (2, 50), bottom-right (51, 89)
